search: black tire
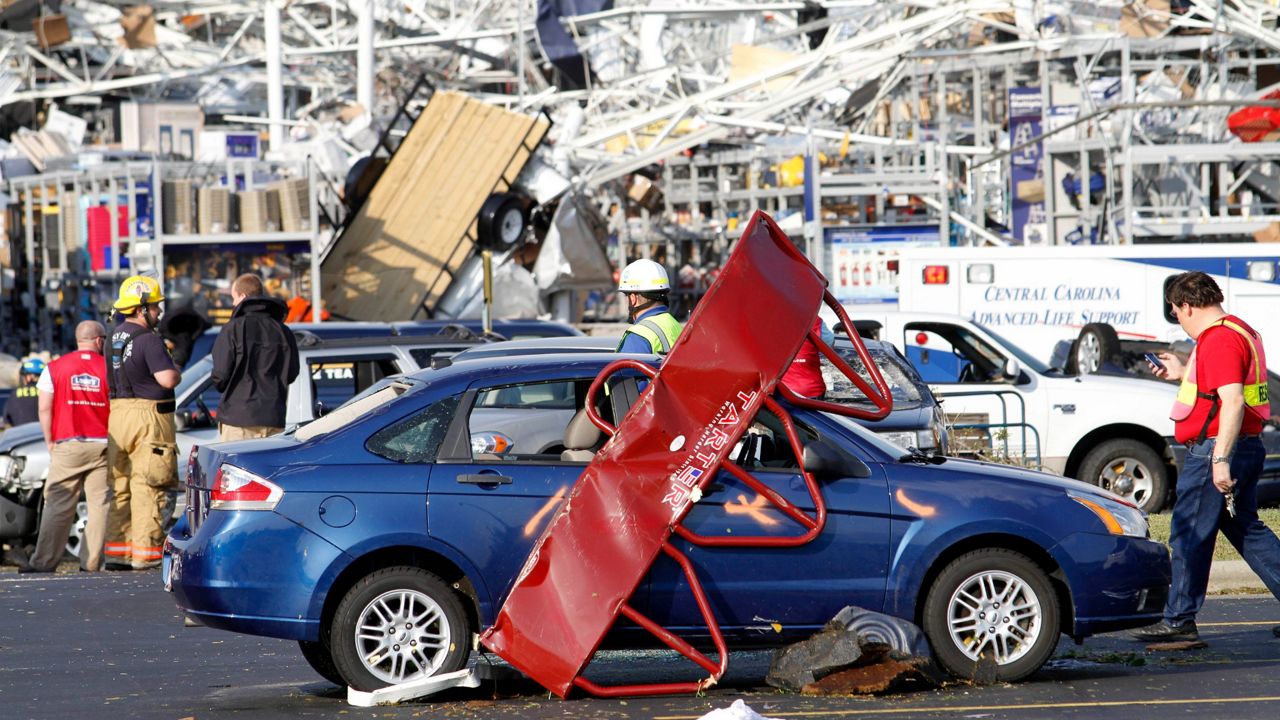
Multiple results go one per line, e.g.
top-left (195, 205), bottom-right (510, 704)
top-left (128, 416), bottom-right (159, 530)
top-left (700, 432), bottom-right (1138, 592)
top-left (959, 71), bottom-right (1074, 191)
top-left (330, 567), bottom-right (472, 691)
top-left (1068, 323), bottom-right (1121, 375)
top-left (477, 193), bottom-right (527, 247)
top-left (298, 640), bottom-right (345, 686)
top-left (923, 548), bottom-right (1060, 682)
top-left (1077, 438), bottom-right (1168, 513)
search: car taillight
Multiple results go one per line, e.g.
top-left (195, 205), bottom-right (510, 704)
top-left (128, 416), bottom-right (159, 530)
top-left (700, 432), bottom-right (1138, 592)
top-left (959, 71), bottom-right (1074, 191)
top-left (922, 265), bottom-right (949, 284)
top-left (210, 464), bottom-right (283, 511)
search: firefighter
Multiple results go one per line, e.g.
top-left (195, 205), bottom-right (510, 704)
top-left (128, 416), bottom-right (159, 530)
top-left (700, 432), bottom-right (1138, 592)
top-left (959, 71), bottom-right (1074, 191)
top-left (104, 275), bottom-right (182, 571)
top-left (2, 357), bottom-right (45, 428)
top-left (616, 259), bottom-right (683, 355)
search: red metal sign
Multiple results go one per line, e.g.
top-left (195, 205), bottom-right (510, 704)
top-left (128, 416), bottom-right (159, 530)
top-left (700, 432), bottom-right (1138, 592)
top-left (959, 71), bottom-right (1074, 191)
top-left (480, 210), bottom-right (892, 698)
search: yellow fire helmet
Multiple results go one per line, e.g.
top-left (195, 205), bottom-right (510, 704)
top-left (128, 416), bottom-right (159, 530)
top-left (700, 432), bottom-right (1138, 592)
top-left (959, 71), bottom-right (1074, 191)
top-left (113, 275), bottom-right (165, 311)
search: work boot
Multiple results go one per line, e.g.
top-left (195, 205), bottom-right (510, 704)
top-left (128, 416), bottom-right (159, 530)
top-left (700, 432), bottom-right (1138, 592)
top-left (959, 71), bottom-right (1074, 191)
top-left (104, 562), bottom-right (134, 571)
top-left (1129, 620), bottom-right (1199, 642)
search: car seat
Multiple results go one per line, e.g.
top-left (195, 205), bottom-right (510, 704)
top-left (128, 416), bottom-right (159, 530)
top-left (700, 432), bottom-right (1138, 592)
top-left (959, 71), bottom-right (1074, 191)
top-left (561, 407), bottom-right (604, 462)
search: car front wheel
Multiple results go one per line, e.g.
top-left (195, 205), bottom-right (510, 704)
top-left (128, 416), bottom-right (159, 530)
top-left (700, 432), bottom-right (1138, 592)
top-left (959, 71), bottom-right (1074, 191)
top-left (922, 549), bottom-right (1060, 682)
top-left (330, 567), bottom-right (472, 691)
top-left (1078, 439), bottom-right (1168, 513)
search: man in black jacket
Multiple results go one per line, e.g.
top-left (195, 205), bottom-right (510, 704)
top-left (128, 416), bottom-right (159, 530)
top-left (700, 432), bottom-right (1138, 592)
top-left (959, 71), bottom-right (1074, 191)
top-left (211, 275), bottom-right (300, 441)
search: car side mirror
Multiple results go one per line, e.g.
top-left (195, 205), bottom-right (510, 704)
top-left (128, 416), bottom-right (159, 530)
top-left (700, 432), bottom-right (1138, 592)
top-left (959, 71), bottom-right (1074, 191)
top-left (802, 439), bottom-right (871, 478)
top-left (1003, 358), bottom-right (1021, 379)
top-left (313, 401), bottom-right (331, 418)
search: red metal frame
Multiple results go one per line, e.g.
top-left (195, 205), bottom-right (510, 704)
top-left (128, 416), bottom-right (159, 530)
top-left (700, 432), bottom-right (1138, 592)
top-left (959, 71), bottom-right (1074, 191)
top-left (480, 210), bottom-right (892, 698)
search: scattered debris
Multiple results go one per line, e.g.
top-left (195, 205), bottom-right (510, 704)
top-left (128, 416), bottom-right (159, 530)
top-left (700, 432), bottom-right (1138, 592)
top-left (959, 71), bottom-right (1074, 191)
top-left (697, 699), bottom-right (783, 720)
top-left (1146, 640), bottom-right (1209, 652)
top-left (767, 606), bottom-right (940, 694)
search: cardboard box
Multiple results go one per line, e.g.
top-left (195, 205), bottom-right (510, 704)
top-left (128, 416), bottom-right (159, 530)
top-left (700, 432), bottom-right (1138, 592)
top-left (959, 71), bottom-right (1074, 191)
top-left (198, 187), bottom-right (231, 235)
top-left (1016, 178), bottom-right (1046, 203)
top-left (33, 15), bottom-right (70, 50)
top-left (627, 175), bottom-right (662, 211)
top-left (270, 178), bottom-right (310, 232)
top-left (1253, 221), bottom-right (1280, 243)
top-left (237, 189), bottom-right (280, 234)
top-left (1119, 0), bottom-right (1169, 39)
top-left (163, 179), bottom-right (196, 235)
top-left (120, 5), bottom-right (157, 49)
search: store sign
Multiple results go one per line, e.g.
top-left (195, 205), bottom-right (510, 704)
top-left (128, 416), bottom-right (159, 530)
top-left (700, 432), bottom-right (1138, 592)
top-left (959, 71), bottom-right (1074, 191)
top-left (226, 133), bottom-right (260, 159)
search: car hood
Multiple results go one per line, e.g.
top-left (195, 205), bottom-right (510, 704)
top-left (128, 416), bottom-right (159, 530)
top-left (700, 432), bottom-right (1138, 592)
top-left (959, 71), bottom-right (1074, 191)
top-left (1047, 371), bottom-right (1178, 399)
top-left (908, 455), bottom-right (1121, 502)
top-left (0, 422), bottom-right (43, 453)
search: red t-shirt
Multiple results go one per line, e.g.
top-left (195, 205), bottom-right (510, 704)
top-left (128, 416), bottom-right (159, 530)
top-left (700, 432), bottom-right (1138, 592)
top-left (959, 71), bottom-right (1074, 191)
top-left (1175, 315), bottom-right (1265, 443)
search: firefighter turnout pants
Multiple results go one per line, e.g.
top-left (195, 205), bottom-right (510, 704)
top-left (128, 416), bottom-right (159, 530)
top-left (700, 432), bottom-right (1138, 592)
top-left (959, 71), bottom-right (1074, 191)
top-left (106, 399), bottom-right (179, 569)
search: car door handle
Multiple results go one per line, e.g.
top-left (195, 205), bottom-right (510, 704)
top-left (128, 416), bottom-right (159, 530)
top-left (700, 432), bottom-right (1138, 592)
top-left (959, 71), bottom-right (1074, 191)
top-left (457, 473), bottom-right (513, 485)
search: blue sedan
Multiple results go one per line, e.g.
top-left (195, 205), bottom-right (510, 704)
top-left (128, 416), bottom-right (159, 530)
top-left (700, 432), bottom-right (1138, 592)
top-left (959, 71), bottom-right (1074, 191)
top-left (164, 353), bottom-right (1170, 691)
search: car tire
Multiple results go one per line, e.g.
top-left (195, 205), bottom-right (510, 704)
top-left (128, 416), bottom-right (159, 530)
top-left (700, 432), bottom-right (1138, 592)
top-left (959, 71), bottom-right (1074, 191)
top-left (1078, 439), bottom-right (1168, 513)
top-left (1067, 323), bottom-right (1121, 375)
top-left (298, 640), bottom-right (345, 686)
top-left (330, 566), bottom-right (472, 691)
top-left (64, 498), bottom-right (88, 562)
top-left (923, 548), bottom-right (1060, 682)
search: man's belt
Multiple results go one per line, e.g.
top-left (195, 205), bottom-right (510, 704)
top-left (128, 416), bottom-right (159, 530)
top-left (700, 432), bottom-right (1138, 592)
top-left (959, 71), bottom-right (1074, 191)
top-left (111, 398), bottom-right (176, 414)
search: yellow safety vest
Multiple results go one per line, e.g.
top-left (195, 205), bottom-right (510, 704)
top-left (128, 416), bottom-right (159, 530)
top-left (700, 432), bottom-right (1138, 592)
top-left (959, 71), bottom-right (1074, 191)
top-left (1170, 318), bottom-right (1270, 429)
top-left (617, 312), bottom-right (684, 355)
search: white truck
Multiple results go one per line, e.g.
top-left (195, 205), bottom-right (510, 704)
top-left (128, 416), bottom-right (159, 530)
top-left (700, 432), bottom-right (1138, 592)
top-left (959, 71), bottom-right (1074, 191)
top-left (827, 309), bottom-right (1180, 513)
top-left (888, 243), bottom-right (1280, 374)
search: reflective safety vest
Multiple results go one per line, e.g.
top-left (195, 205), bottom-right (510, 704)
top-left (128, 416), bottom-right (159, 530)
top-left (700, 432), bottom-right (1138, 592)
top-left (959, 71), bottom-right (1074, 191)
top-left (1170, 317), bottom-right (1270, 428)
top-left (617, 311), bottom-right (684, 355)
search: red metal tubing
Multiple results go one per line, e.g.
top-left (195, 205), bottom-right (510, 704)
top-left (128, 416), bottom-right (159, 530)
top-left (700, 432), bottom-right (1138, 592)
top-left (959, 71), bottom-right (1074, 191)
top-left (779, 290), bottom-right (893, 420)
top-left (583, 358), bottom-right (658, 436)
top-left (570, 542), bottom-right (729, 698)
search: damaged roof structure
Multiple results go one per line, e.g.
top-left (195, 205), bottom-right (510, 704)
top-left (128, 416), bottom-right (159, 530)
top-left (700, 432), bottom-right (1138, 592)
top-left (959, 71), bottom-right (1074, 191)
top-left (2, 1), bottom-right (1280, 349)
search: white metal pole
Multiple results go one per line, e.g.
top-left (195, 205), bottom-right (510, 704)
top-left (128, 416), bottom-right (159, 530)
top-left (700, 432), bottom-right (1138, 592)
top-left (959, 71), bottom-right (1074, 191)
top-left (265, 0), bottom-right (285, 151)
top-left (357, 0), bottom-right (375, 114)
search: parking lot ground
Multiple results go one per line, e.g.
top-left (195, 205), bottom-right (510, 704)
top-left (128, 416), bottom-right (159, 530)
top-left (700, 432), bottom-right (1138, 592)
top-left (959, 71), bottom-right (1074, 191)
top-left (4, 570), bottom-right (1280, 720)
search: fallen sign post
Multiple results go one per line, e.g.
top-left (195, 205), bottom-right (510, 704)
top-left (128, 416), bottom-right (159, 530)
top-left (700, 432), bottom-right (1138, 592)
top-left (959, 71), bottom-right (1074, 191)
top-left (480, 209), bottom-right (894, 698)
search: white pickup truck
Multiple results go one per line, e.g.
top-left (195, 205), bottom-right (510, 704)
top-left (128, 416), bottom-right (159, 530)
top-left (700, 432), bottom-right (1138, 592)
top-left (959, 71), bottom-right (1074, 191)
top-left (829, 310), bottom-right (1180, 513)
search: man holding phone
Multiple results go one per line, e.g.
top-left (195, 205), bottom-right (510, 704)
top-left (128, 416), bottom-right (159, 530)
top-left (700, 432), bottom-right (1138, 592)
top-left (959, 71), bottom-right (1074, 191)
top-left (1131, 271), bottom-right (1279, 642)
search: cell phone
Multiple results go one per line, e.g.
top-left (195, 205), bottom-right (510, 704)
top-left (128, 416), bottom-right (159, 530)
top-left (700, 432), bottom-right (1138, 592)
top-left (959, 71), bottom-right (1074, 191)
top-left (1143, 352), bottom-right (1165, 371)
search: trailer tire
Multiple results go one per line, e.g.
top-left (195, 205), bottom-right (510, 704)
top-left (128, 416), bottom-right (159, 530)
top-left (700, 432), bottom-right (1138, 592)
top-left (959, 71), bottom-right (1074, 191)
top-left (1077, 439), bottom-right (1168, 513)
top-left (477, 192), bottom-right (527, 247)
top-left (1067, 323), bottom-right (1121, 375)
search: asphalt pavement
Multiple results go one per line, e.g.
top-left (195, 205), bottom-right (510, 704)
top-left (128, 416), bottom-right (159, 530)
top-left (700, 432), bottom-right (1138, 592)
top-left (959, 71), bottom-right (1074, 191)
top-left (4, 570), bottom-right (1280, 720)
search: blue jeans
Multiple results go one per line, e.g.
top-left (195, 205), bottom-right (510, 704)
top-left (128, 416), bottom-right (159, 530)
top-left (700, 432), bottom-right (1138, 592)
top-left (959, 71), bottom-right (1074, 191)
top-left (1166, 436), bottom-right (1280, 624)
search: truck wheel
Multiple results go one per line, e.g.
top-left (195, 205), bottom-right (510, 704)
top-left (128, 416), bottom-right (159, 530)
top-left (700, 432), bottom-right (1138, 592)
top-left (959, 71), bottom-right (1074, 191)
top-left (298, 640), bottom-right (345, 686)
top-left (1078, 439), bottom-right (1167, 513)
top-left (330, 566), bottom-right (472, 691)
top-left (922, 548), bottom-right (1060, 682)
top-left (1068, 323), bottom-right (1121, 375)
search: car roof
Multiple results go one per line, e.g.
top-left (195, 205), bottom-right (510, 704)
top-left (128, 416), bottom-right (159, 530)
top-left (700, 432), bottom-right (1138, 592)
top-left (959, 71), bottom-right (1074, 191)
top-left (449, 335), bottom-right (618, 361)
top-left (391, 319), bottom-right (583, 339)
top-left (404, 351), bottom-right (647, 385)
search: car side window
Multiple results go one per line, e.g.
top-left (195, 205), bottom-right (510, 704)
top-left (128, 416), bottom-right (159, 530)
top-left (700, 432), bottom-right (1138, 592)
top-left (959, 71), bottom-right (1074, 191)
top-left (310, 357), bottom-right (399, 411)
top-left (466, 379), bottom-right (586, 461)
top-left (176, 380), bottom-right (221, 429)
top-left (367, 395), bottom-right (461, 463)
top-left (731, 407), bottom-right (817, 471)
top-left (904, 323), bottom-right (1007, 384)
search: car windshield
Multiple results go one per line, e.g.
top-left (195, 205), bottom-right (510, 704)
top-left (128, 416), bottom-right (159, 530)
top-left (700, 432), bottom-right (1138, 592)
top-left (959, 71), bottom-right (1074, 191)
top-left (971, 322), bottom-right (1051, 375)
top-left (176, 355), bottom-right (214, 400)
top-left (822, 411), bottom-right (912, 455)
top-left (294, 377), bottom-right (418, 441)
top-left (828, 346), bottom-right (923, 408)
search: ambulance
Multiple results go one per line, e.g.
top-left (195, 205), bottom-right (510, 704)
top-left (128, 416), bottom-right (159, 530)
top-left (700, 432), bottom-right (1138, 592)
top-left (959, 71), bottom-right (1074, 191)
top-left (888, 243), bottom-right (1280, 374)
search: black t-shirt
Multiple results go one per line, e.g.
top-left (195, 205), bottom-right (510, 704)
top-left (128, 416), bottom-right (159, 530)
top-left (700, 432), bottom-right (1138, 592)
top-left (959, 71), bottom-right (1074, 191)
top-left (110, 322), bottom-right (178, 401)
top-left (2, 385), bottom-right (39, 426)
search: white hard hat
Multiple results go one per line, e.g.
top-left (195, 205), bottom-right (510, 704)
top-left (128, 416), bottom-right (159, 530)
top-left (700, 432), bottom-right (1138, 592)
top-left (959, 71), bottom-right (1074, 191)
top-left (619, 259), bottom-right (670, 293)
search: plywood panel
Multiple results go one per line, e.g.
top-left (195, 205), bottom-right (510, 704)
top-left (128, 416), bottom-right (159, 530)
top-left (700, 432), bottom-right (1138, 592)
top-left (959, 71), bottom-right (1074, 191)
top-left (322, 91), bottom-right (549, 320)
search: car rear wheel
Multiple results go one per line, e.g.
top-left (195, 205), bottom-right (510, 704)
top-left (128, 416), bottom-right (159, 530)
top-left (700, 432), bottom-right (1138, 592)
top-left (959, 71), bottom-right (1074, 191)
top-left (330, 566), bottom-right (472, 691)
top-left (923, 549), bottom-right (1060, 682)
top-left (298, 640), bottom-right (345, 686)
top-left (1078, 439), bottom-right (1167, 513)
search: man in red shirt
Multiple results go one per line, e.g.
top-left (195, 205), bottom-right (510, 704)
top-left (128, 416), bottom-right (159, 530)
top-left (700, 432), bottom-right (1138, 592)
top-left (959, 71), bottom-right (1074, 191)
top-left (1131, 271), bottom-right (1279, 642)
top-left (21, 321), bottom-right (112, 573)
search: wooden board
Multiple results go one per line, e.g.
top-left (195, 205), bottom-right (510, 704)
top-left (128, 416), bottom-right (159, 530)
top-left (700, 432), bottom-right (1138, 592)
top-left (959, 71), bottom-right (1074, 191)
top-left (321, 91), bottom-right (549, 320)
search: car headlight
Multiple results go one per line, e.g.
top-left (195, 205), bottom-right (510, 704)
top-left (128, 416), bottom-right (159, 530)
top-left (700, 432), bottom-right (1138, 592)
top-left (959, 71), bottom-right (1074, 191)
top-left (1068, 490), bottom-right (1148, 538)
top-left (876, 429), bottom-right (937, 452)
top-left (0, 454), bottom-right (14, 486)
